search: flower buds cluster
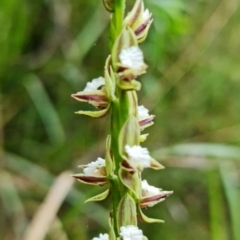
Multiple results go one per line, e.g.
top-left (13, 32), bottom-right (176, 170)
top-left (72, 0), bottom-right (172, 239)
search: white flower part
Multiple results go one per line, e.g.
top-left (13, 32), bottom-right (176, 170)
top-left (137, 105), bottom-right (150, 121)
top-left (120, 225), bottom-right (143, 240)
top-left (119, 46), bottom-right (144, 72)
top-left (92, 233), bottom-right (109, 240)
top-left (143, 9), bottom-right (151, 22)
top-left (83, 157), bottom-right (106, 176)
top-left (83, 77), bottom-right (105, 92)
top-left (142, 180), bottom-right (161, 197)
top-left (125, 145), bottom-right (151, 170)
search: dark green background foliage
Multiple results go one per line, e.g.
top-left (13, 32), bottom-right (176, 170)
top-left (1, 0), bottom-right (240, 239)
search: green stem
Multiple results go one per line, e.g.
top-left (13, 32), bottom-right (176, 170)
top-left (109, 1), bottom-right (129, 237)
top-left (110, 0), bottom-right (126, 48)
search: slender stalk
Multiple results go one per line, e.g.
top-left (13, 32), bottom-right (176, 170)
top-left (110, 0), bottom-right (126, 47)
top-left (109, 0), bottom-right (138, 237)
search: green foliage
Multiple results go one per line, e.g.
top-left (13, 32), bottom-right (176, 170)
top-left (1, 0), bottom-right (240, 239)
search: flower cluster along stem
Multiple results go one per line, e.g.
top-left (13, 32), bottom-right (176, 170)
top-left (71, 0), bottom-right (173, 239)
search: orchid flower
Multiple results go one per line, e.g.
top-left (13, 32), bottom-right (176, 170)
top-left (73, 157), bottom-right (108, 186)
top-left (124, 0), bottom-right (153, 43)
top-left (123, 145), bottom-right (164, 172)
top-left (140, 180), bottom-right (173, 208)
top-left (137, 105), bottom-right (155, 130)
top-left (119, 225), bottom-right (146, 240)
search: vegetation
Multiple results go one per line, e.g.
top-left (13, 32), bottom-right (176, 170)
top-left (1, 0), bottom-right (240, 239)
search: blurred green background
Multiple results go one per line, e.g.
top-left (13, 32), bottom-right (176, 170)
top-left (1, 0), bottom-right (240, 239)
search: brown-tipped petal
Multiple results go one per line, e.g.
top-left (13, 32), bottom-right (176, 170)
top-left (75, 105), bottom-right (110, 118)
top-left (134, 14), bottom-right (152, 36)
top-left (139, 115), bottom-right (155, 128)
top-left (140, 191), bottom-right (173, 208)
top-left (73, 174), bottom-right (108, 186)
top-left (135, 18), bottom-right (153, 43)
top-left (150, 158), bottom-right (165, 170)
top-left (71, 91), bottom-right (108, 108)
top-left (85, 189), bottom-right (110, 203)
top-left (138, 206), bottom-right (164, 223)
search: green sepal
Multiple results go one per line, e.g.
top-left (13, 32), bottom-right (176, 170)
top-left (118, 79), bottom-right (141, 91)
top-left (140, 134), bottom-right (149, 142)
top-left (109, 227), bottom-right (116, 240)
top-left (75, 105), bottom-right (110, 118)
top-left (105, 135), bottom-right (115, 175)
top-left (149, 158), bottom-right (165, 170)
top-left (104, 55), bottom-right (116, 101)
top-left (85, 189), bottom-right (110, 203)
top-left (112, 27), bottom-right (138, 68)
top-left (138, 206), bottom-right (164, 223)
top-left (108, 215), bottom-right (116, 240)
top-left (118, 115), bottom-right (140, 157)
top-left (119, 167), bottom-right (141, 198)
top-left (117, 193), bottom-right (137, 229)
top-left (124, 91), bottom-right (138, 117)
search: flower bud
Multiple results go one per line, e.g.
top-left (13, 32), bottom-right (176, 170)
top-left (124, 0), bottom-right (153, 43)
